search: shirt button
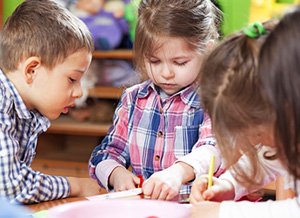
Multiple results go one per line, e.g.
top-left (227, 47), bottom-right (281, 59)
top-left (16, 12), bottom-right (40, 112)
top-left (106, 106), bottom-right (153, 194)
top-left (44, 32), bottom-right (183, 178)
top-left (159, 108), bottom-right (163, 114)
top-left (155, 155), bottom-right (160, 161)
top-left (157, 131), bottom-right (163, 137)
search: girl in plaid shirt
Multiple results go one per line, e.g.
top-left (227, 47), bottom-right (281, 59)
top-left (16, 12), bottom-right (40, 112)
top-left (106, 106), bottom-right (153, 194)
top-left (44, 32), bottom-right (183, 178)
top-left (89, 0), bottom-right (223, 200)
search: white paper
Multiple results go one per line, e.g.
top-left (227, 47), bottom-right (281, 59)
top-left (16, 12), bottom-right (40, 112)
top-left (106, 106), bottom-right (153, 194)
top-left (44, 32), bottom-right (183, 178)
top-left (87, 188), bottom-right (143, 201)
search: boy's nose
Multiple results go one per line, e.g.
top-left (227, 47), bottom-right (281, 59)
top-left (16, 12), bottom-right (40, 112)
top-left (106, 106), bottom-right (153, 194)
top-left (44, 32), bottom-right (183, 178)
top-left (73, 84), bottom-right (83, 99)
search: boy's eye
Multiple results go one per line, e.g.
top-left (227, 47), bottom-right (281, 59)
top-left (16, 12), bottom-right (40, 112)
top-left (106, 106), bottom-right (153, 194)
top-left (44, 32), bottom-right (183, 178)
top-left (70, 78), bottom-right (77, 83)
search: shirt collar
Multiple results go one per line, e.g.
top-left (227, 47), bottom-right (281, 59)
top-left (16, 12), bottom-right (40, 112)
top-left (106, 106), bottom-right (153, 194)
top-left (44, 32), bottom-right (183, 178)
top-left (137, 80), bottom-right (200, 108)
top-left (0, 70), bottom-right (33, 119)
top-left (0, 70), bottom-right (50, 130)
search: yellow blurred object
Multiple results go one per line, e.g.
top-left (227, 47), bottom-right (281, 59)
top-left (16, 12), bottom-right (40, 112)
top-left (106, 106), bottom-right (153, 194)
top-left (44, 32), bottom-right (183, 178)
top-left (249, 0), bottom-right (300, 23)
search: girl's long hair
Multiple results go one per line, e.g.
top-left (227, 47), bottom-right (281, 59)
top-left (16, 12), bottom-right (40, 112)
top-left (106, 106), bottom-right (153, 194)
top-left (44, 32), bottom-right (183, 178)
top-left (259, 8), bottom-right (300, 195)
top-left (199, 21), bottom-right (277, 190)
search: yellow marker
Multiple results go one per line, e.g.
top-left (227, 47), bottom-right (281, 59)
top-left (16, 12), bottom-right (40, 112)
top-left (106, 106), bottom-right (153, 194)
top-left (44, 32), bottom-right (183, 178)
top-left (207, 155), bottom-right (215, 189)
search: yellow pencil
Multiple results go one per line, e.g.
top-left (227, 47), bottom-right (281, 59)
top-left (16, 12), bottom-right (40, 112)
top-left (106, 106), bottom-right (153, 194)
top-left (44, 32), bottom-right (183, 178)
top-left (207, 155), bottom-right (215, 189)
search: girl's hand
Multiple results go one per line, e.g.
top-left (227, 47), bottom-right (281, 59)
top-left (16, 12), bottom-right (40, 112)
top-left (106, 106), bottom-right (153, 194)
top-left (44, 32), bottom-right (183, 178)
top-left (191, 201), bottom-right (221, 218)
top-left (109, 167), bottom-right (140, 192)
top-left (142, 170), bottom-right (181, 201)
top-left (189, 176), bottom-right (235, 204)
top-left (142, 163), bottom-right (194, 201)
top-left (67, 177), bottom-right (102, 197)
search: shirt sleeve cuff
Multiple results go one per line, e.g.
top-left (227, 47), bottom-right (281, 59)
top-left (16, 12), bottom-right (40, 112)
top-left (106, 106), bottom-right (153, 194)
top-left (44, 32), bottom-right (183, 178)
top-left (175, 145), bottom-right (222, 180)
top-left (95, 159), bottom-right (124, 191)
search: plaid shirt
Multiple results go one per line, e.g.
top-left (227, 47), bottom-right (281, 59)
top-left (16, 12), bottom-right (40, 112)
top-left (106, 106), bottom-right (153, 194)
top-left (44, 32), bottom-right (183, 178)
top-left (0, 70), bottom-right (69, 204)
top-left (89, 80), bottom-right (217, 193)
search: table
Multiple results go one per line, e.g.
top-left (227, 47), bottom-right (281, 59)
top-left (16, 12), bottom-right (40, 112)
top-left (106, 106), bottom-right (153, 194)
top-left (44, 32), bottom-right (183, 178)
top-left (26, 196), bottom-right (88, 213)
top-left (26, 193), bottom-right (189, 213)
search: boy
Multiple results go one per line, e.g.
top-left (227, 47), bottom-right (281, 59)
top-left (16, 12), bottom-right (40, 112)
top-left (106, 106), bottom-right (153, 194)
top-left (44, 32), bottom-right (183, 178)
top-left (0, 0), bottom-right (101, 204)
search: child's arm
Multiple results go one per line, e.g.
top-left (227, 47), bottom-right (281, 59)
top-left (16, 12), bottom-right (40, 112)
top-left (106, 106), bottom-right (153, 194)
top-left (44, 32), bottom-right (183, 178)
top-left (191, 145), bottom-right (287, 203)
top-left (219, 146), bottom-right (286, 201)
top-left (142, 113), bottom-right (221, 200)
top-left (141, 144), bottom-right (221, 201)
top-left (108, 166), bottom-right (140, 191)
top-left (191, 202), bottom-right (220, 218)
top-left (89, 88), bottom-right (136, 190)
top-left (191, 194), bottom-right (300, 218)
top-left (0, 122), bottom-right (70, 204)
top-left (67, 177), bottom-right (102, 197)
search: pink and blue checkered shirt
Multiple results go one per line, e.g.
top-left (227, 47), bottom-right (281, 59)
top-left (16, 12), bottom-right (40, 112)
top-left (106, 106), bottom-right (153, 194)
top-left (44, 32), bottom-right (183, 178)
top-left (89, 80), bottom-right (217, 193)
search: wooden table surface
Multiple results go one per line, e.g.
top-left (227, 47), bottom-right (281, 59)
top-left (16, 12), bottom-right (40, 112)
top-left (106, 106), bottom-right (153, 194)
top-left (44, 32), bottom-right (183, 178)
top-left (26, 193), bottom-right (189, 213)
top-left (26, 196), bottom-right (88, 213)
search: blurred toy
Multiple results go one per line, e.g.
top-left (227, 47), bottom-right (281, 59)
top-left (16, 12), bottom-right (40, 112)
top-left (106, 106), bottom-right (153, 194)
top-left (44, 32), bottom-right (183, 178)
top-left (124, 0), bottom-right (141, 42)
top-left (71, 0), bottom-right (131, 50)
top-left (249, 0), bottom-right (300, 23)
top-left (71, 58), bottom-right (140, 123)
top-left (73, 58), bottom-right (140, 107)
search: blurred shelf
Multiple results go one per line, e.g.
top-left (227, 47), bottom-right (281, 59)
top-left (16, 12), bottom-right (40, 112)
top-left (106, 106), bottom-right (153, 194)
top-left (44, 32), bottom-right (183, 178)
top-left (47, 115), bottom-right (112, 136)
top-left (88, 86), bottom-right (125, 99)
top-left (32, 158), bottom-right (90, 177)
top-left (92, 49), bottom-right (133, 59)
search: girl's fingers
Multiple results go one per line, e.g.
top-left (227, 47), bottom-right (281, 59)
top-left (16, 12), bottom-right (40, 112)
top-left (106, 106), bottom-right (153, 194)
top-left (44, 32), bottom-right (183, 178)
top-left (149, 184), bottom-right (161, 199)
top-left (190, 177), bottom-right (210, 203)
top-left (157, 188), bottom-right (168, 200)
top-left (142, 179), bottom-right (154, 196)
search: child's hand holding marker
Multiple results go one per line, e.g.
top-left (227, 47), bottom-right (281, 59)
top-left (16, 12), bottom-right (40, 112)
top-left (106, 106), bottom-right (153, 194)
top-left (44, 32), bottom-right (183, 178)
top-left (189, 155), bottom-right (235, 204)
top-left (190, 177), bottom-right (235, 204)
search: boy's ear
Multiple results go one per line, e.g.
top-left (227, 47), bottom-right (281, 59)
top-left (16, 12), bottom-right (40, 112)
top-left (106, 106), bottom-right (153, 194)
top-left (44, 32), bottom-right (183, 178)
top-left (206, 40), bottom-right (214, 51)
top-left (23, 57), bottom-right (41, 84)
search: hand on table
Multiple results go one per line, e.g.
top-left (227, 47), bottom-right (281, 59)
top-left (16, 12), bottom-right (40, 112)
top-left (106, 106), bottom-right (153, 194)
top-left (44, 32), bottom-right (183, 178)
top-left (142, 162), bottom-right (194, 201)
top-left (109, 166), bottom-right (140, 192)
top-left (142, 169), bottom-right (181, 200)
top-left (67, 177), bottom-right (102, 197)
top-left (189, 176), bottom-right (235, 203)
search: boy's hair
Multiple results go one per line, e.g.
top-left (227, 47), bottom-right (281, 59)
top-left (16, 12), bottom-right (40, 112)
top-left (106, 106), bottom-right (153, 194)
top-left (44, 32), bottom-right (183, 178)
top-left (0, 0), bottom-right (94, 73)
top-left (133, 0), bottom-right (222, 79)
top-left (259, 8), bottom-right (300, 186)
top-left (199, 21), bottom-right (277, 190)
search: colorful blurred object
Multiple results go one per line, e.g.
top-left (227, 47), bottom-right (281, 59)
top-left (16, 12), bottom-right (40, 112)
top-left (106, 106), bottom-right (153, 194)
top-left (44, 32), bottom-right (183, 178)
top-left (249, 0), bottom-right (299, 23)
top-left (124, 0), bottom-right (141, 43)
top-left (217, 0), bottom-right (252, 37)
top-left (216, 0), bottom-right (300, 37)
top-left (2, 0), bottom-right (300, 42)
top-left (3, 0), bottom-right (24, 25)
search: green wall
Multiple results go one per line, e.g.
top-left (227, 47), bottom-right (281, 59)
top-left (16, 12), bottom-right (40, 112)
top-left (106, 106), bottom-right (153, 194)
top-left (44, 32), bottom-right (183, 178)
top-left (216, 0), bottom-right (251, 37)
top-left (3, 0), bottom-right (24, 25)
